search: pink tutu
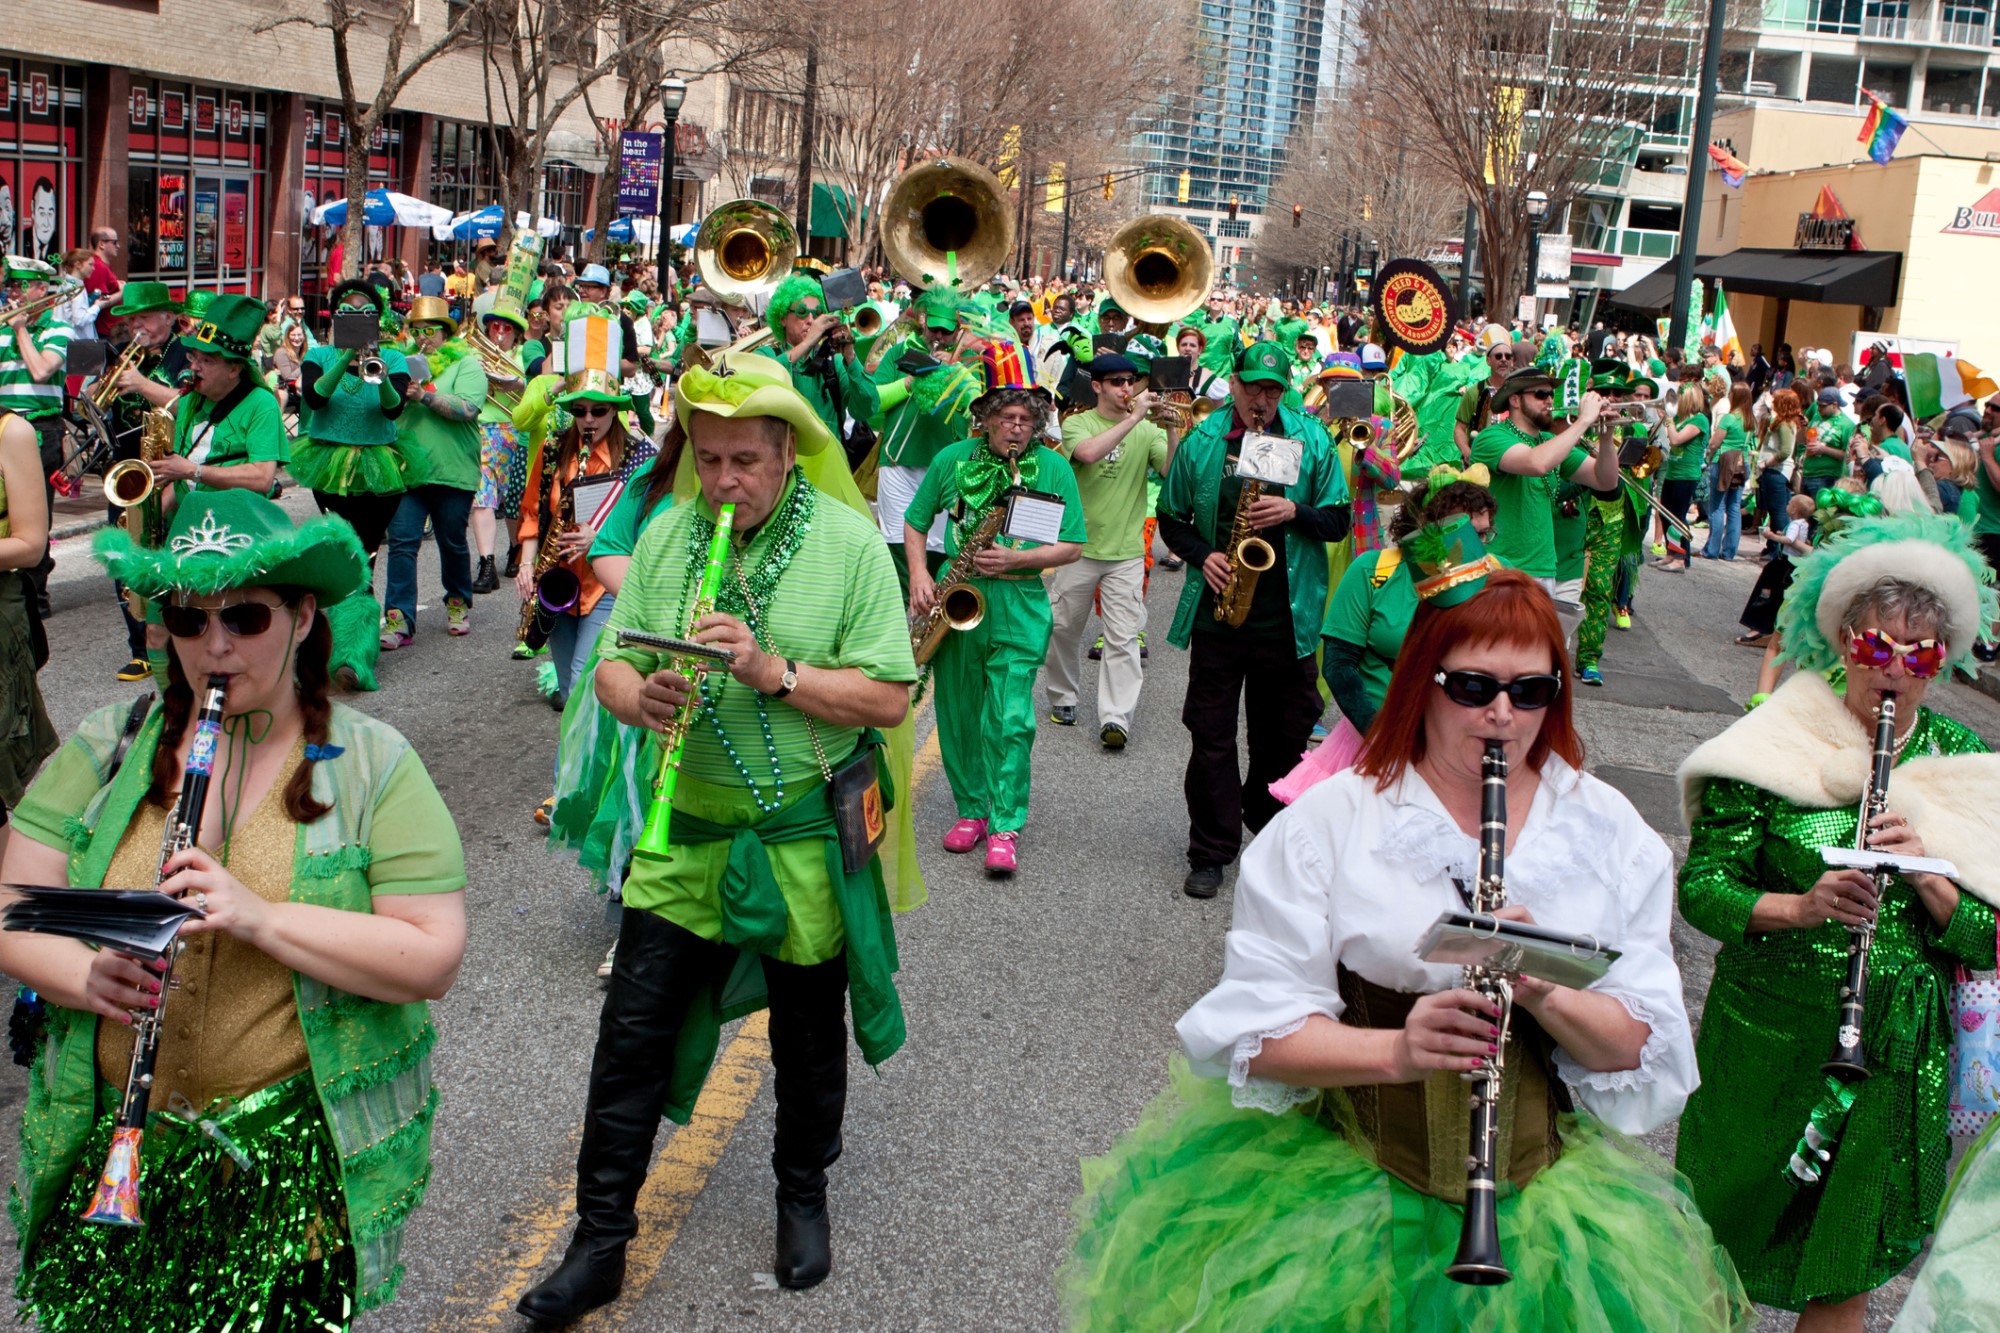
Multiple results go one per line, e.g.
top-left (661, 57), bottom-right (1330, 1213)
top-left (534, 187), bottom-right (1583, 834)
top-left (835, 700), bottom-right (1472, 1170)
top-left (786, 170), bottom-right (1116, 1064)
top-left (1269, 717), bottom-right (1364, 805)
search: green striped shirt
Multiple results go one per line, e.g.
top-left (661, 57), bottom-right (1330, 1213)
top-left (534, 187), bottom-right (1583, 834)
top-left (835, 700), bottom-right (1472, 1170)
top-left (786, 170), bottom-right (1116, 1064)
top-left (0, 313), bottom-right (70, 419)
top-left (600, 473), bottom-right (916, 792)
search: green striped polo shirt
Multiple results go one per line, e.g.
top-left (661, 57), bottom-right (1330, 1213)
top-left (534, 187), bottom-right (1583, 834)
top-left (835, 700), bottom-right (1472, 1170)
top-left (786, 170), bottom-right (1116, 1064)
top-left (0, 313), bottom-right (71, 419)
top-left (599, 471), bottom-right (917, 792)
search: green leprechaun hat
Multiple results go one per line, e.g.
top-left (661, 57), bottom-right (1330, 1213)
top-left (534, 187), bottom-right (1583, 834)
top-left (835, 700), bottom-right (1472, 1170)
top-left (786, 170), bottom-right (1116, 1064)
top-left (110, 280), bottom-right (181, 318)
top-left (95, 487), bottom-right (367, 605)
top-left (1398, 513), bottom-right (1502, 609)
top-left (179, 293), bottom-right (268, 365)
top-left (181, 289), bottom-right (217, 323)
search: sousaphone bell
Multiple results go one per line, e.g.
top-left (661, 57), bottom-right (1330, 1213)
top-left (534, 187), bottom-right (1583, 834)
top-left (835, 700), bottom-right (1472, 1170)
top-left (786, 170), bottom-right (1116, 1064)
top-left (694, 199), bottom-right (799, 302)
top-left (880, 157), bottom-right (1015, 290)
top-left (1103, 215), bottom-right (1214, 330)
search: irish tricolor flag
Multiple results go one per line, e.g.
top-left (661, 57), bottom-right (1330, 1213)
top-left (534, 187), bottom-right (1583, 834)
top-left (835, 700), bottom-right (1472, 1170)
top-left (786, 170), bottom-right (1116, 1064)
top-left (1904, 351), bottom-right (1998, 418)
top-left (1711, 285), bottom-right (1741, 363)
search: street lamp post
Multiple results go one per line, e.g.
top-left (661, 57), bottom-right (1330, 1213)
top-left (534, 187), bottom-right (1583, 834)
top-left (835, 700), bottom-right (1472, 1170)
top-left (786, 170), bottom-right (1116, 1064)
top-left (656, 77), bottom-right (688, 274)
top-left (1524, 190), bottom-right (1550, 330)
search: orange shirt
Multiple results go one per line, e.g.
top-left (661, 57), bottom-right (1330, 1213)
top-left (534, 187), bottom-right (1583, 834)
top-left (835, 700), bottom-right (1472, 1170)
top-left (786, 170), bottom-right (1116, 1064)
top-left (518, 431), bottom-right (649, 617)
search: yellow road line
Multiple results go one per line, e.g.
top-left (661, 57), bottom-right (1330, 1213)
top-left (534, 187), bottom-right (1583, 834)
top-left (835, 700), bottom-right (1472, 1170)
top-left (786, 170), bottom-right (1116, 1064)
top-left (439, 701), bottom-right (937, 1326)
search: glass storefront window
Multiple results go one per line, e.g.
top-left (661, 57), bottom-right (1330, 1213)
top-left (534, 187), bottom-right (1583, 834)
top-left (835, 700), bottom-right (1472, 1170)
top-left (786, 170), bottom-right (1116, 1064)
top-left (127, 76), bottom-right (269, 294)
top-left (299, 101), bottom-right (407, 292)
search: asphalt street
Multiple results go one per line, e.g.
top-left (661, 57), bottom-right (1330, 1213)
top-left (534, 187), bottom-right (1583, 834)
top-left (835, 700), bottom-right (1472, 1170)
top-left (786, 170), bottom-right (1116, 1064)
top-left (6, 503), bottom-right (2000, 1333)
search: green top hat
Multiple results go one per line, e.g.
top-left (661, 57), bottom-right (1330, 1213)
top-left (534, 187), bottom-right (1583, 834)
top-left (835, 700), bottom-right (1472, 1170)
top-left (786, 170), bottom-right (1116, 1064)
top-left (94, 488), bottom-right (367, 605)
top-left (181, 289), bottom-right (217, 322)
top-left (1398, 513), bottom-right (1501, 609)
top-left (179, 294), bottom-right (269, 366)
top-left (1235, 341), bottom-right (1290, 387)
top-left (110, 281), bottom-right (181, 317)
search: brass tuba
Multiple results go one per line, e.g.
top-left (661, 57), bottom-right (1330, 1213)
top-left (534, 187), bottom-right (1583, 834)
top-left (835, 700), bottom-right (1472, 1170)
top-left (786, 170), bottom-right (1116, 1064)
top-left (694, 199), bottom-right (799, 301)
top-left (880, 157), bottom-right (1015, 291)
top-left (1103, 215), bottom-right (1214, 329)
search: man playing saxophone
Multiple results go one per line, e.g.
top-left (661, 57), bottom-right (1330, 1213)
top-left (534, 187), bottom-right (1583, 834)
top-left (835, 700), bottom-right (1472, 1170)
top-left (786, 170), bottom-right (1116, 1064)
top-left (517, 354), bottom-right (917, 1325)
top-left (903, 361), bottom-right (1085, 876)
top-left (1157, 341), bottom-right (1350, 900)
top-left (97, 281), bottom-right (185, 682)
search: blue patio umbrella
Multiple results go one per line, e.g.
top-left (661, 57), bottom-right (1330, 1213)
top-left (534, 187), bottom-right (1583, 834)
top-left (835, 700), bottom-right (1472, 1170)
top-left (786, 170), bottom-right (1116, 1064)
top-left (311, 187), bottom-right (451, 229)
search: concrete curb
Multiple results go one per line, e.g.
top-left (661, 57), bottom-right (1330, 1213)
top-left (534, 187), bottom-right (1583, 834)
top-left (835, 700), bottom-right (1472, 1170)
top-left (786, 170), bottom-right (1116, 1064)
top-left (50, 515), bottom-right (106, 542)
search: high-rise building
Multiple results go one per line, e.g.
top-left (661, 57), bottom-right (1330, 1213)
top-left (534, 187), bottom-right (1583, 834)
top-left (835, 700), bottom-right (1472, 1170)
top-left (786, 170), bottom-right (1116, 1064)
top-left (1136, 0), bottom-right (1329, 283)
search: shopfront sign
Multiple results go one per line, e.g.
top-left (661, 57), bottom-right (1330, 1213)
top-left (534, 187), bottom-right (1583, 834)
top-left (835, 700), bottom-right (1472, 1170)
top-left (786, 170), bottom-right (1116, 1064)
top-left (1941, 188), bottom-right (2000, 238)
top-left (1796, 186), bottom-right (1863, 251)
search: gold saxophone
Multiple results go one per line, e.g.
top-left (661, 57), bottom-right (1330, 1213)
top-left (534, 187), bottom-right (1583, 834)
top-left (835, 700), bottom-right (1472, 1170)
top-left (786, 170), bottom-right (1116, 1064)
top-left (911, 502), bottom-right (1008, 666)
top-left (1213, 476), bottom-right (1276, 628)
top-left (110, 407), bottom-right (175, 619)
top-left (517, 480), bottom-right (579, 650)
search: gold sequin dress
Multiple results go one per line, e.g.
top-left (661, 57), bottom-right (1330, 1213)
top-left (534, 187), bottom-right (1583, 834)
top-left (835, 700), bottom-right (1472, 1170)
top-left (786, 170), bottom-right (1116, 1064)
top-left (1676, 706), bottom-right (1997, 1310)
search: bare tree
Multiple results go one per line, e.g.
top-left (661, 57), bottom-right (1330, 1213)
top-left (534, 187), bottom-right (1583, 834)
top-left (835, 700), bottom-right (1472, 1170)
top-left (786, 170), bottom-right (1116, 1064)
top-left (1357, 0), bottom-right (1711, 318)
top-left (258, 0), bottom-right (489, 279)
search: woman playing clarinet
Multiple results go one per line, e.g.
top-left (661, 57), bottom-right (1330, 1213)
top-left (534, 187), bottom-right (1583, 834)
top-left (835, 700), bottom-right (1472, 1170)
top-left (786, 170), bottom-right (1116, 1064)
top-left (1676, 510), bottom-right (2000, 1332)
top-left (0, 489), bottom-right (467, 1330)
top-left (1063, 517), bottom-right (1748, 1332)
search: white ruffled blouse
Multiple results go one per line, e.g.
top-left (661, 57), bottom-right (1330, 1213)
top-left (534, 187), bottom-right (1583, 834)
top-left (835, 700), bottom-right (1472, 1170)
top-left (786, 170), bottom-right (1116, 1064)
top-left (1175, 757), bottom-right (1698, 1135)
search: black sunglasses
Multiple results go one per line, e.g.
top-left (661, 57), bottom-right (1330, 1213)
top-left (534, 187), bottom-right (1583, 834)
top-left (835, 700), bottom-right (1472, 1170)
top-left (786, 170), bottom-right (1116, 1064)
top-left (1100, 376), bottom-right (1138, 387)
top-left (161, 601), bottom-right (285, 640)
top-left (1432, 669), bottom-right (1563, 710)
top-left (575, 404), bottom-right (617, 419)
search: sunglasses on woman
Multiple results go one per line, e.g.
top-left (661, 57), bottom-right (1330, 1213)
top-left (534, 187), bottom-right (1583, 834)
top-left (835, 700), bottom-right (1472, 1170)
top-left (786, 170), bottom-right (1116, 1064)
top-left (575, 405), bottom-right (617, 420)
top-left (161, 601), bottom-right (286, 640)
top-left (1432, 669), bottom-right (1563, 710)
top-left (1846, 627), bottom-right (1945, 678)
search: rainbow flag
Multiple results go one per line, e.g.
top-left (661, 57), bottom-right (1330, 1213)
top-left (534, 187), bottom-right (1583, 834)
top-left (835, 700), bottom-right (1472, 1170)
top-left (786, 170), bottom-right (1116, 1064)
top-left (1858, 90), bottom-right (1908, 165)
top-left (1707, 143), bottom-right (1748, 188)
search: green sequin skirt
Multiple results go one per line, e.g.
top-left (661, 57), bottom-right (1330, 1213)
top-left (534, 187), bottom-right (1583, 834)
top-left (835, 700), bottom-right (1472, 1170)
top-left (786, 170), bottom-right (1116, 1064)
top-left (18, 1071), bottom-right (355, 1332)
top-left (1062, 1059), bottom-right (1753, 1332)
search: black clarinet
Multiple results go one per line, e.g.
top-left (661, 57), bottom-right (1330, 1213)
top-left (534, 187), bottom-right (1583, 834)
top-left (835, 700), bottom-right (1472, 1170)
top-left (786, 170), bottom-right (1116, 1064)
top-left (1824, 693), bottom-right (1896, 1082)
top-left (1447, 739), bottom-right (1514, 1285)
top-left (82, 674), bottom-right (227, 1227)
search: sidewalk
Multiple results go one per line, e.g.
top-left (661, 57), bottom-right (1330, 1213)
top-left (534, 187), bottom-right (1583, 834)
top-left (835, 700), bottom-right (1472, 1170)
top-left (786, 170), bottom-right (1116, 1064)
top-left (49, 475), bottom-right (108, 541)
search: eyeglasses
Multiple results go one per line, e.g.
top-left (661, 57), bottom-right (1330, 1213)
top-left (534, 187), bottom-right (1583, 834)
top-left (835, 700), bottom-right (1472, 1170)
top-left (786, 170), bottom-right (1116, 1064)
top-left (1432, 669), bottom-right (1563, 710)
top-left (1846, 627), bottom-right (1945, 678)
top-left (161, 601), bottom-right (284, 640)
top-left (574, 405), bottom-right (617, 419)
top-left (96, 238), bottom-right (119, 248)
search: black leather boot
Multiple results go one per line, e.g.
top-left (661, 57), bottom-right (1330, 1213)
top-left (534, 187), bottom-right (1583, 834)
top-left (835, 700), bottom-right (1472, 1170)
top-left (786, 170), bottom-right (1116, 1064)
top-left (518, 914), bottom-right (725, 1325)
top-left (504, 543), bottom-right (522, 579)
top-left (471, 555), bottom-right (499, 593)
top-left (765, 953), bottom-right (851, 1290)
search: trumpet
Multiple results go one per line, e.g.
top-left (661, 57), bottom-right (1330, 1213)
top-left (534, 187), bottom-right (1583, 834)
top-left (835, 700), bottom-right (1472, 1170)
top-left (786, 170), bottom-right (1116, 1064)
top-left (1598, 402), bottom-right (1664, 425)
top-left (357, 353), bottom-right (386, 384)
top-left (89, 338), bottom-right (149, 410)
top-left (1147, 390), bottom-right (1198, 432)
top-left (0, 279), bottom-right (81, 330)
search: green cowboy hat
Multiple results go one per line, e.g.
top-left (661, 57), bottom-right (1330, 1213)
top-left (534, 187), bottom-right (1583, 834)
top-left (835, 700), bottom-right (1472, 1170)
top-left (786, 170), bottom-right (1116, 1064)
top-left (1234, 340), bottom-right (1290, 387)
top-left (673, 352), bottom-right (836, 457)
top-left (179, 293), bottom-right (269, 366)
top-left (1398, 513), bottom-right (1502, 610)
top-left (110, 281), bottom-right (182, 318)
top-left (95, 487), bottom-right (367, 605)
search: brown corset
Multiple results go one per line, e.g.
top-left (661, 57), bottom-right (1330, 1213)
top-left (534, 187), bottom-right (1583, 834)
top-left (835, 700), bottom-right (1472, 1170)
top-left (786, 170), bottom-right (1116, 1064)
top-left (1316, 964), bottom-right (1570, 1202)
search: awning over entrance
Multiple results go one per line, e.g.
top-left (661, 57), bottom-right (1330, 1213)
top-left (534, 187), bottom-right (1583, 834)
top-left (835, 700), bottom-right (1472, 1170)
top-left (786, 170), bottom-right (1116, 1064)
top-left (809, 182), bottom-right (865, 240)
top-left (1693, 248), bottom-right (1903, 307)
top-left (1604, 261), bottom-right (1708, 311)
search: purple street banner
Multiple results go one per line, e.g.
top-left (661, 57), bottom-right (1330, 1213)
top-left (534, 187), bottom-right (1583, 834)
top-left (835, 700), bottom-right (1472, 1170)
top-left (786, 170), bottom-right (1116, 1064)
top-left (617, 131), bottom-right (663, 215)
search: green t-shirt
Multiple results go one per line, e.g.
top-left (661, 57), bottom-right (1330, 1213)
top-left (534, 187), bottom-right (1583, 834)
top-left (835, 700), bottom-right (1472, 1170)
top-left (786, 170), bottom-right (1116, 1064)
top-left (1469, 419), bottom-right (1590, 579)
top-left (873, 349), bottom-right (970, 470)
top-left (1803, 412), bottom-right (1854, 479)
top-left (1975, 440), bottom-right (2000, 536)
top-left (1321, 548), bottom-right (1416, 714)
top-left (1713, 413), bottom-right (1748, 462)
top-left (903, 439), bottom-right (1089, 557)
top-left (1665, 415), bottom-right (1706, 481)
top-left (303, 344), bottom-right (410, 447)
top-left (175, 384), bottom-right (292, 483)
top-left (1059, 409), bottom-right (1170, 561)
top-left (588, 466), bottom-right (674, 560)
top-left (398, 352), bottom-right (487, 491)
top-left (1878, 434), bottom-right (1913, 464)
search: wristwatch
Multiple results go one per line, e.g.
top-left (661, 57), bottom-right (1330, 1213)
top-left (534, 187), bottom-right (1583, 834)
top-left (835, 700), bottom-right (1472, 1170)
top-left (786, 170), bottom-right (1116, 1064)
top-left (768, 657), bottom-right (799, 700)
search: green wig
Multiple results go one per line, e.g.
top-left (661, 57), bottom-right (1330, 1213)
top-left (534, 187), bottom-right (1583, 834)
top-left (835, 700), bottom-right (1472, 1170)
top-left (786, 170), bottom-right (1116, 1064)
top-left (766, 274), bottom-right (825, 338)
top-left (1776, 508), bottom-right (1999, 676)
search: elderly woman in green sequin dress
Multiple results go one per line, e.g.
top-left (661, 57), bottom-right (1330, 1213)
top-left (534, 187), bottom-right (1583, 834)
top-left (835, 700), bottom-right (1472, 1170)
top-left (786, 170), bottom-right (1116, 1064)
top-left (1675, 510), bottom-right (2000, 1333)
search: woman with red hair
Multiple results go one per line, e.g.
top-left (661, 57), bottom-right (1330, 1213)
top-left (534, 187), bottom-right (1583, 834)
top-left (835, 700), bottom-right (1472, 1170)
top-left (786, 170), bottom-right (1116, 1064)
top-left (1062, 526), bottom-right (1748, 1331)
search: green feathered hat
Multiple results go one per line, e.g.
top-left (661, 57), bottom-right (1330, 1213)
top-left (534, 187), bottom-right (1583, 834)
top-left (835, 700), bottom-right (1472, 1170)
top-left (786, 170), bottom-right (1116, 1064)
top-left (916, 286), bottom-right (961, 331)
top-left (1776, 509), bottom-right (1999, 676)
top-left (1398, 513), bottom-right (1502, 610)
top-left (94, 488), bottom-right (367, 605)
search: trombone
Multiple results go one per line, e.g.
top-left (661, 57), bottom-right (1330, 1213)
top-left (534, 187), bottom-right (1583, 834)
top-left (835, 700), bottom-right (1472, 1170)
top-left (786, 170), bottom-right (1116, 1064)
top-left (0, 279), bottom-right (81, 329)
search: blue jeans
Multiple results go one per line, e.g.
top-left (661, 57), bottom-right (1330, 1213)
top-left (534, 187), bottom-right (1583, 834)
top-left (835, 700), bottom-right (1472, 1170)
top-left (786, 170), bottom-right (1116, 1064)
top-left (384, 485), bottom-right (473, 629)
top-left (1756, 467), bottom-right (1792, 544)
top-left (547, 594), bottom-right (616, 703)
top-left (1704, 486), bottom-right (1742, 559)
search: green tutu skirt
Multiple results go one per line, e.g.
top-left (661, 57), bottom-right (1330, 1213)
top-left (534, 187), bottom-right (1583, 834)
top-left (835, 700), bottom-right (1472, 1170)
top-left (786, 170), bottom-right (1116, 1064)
top-left (18, 1071), bottom-right (355, 1332)
top-left (548, 645), bottom-right (650, 895)
top-left (1062, 1060), bottom-right (1752, 1333)
top-left (288, 437), bottom-right (408, 497)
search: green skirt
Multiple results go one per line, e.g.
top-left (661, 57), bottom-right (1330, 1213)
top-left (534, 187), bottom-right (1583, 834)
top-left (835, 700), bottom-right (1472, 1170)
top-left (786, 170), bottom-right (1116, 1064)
top-left (1062, 1060), bottom-right (1752, 1333)
top-left (18, 1072), bottom-right (355, 1332)
top-left (0, 573), bottom-right (57, 809)
top-left (288, 436), bottom-right (407, 497)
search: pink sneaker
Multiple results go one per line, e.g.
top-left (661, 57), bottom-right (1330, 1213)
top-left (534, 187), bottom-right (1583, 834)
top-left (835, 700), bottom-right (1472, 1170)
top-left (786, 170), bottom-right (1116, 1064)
top-left (942, 818), bottom-right (988, 853)
top-left (984, 831), bottom-right (1018, 874)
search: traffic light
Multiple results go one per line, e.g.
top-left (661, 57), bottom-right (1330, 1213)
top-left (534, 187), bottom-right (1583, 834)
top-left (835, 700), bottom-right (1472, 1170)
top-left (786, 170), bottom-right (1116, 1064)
top-left (1227, 194), bottom-right (1240, 221)
top-left (1292, 204), bottom-right (1302, 229)
top-left (1102, 172), bottom-right (1114, 201)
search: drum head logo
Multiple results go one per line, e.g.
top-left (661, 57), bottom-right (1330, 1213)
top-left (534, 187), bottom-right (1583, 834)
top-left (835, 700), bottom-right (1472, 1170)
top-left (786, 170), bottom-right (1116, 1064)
top-left (1373, 259), bottom-right (1458, 356)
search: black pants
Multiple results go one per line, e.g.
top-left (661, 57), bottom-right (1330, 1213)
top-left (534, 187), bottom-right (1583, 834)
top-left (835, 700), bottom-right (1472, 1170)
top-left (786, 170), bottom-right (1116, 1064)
top-left (1659, 478), bottom-right (1698, 544)
top-left (27, 415), bottom-right (63, 610)
top-left (312, 489), bottom-right (403, 559)
top-left (572, 909), bottom-right (850, 1246)
top-left (1181, 631), bottom-right (1323, 869)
